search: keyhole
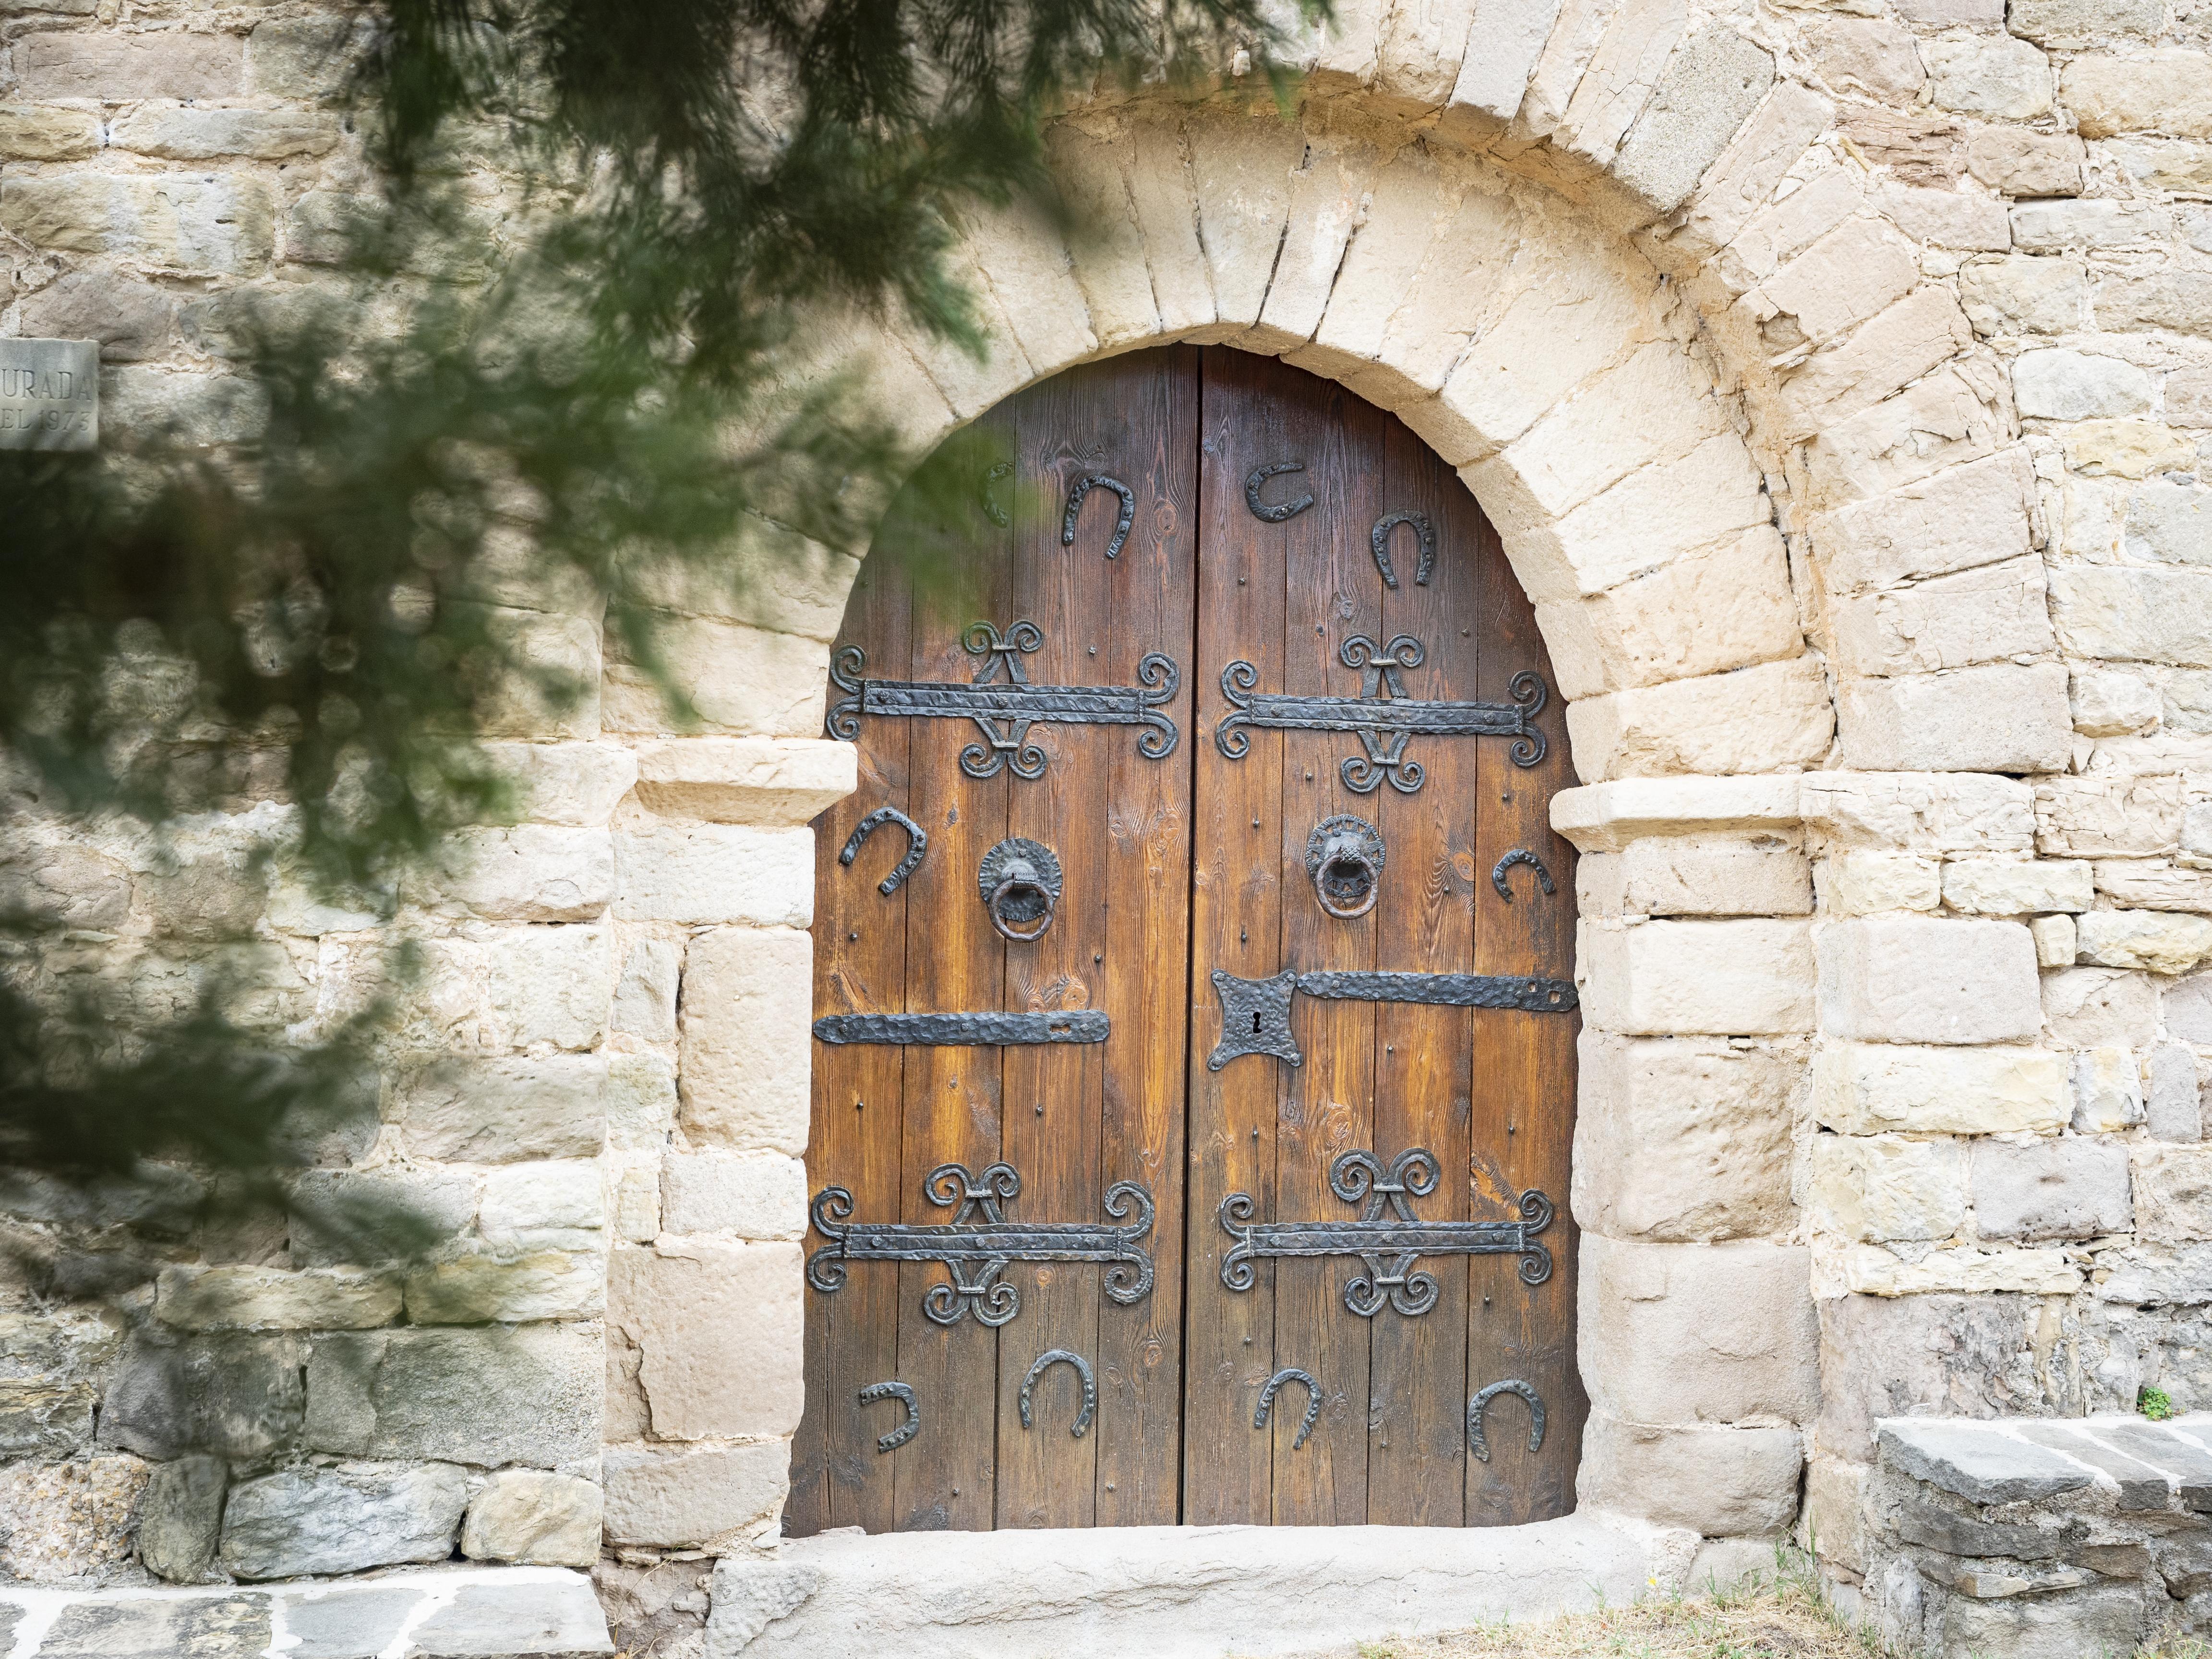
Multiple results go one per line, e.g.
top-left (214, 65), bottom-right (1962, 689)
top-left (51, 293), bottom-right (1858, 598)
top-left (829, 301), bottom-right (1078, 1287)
top-left (1252, 1011), bottom-right (1262, 1034)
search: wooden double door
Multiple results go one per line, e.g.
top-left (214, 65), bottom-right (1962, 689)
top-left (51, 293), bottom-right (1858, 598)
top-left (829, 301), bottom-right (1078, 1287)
top-left (788, 348), bottom-right (1584, 1534)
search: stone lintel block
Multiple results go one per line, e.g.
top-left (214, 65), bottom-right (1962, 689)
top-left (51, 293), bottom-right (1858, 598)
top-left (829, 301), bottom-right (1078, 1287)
top-left (678, 926), bottom-right (813, 1154)
top-left (631, 737), bottom-right (858, 825)
top-left (1577, 917), bottom-right (1815, 1036)
top-left (610, 1240), bottom-right (803, 1441)
top-left (1579, 1236), bottom-right (1818, 1425)
top-left (1802, 770), bottom-right (2036, 855)
top-left (1578, 1414), bottom-right (1803, 1536)
top-left (613, 825), bottom-right (812, 926)
top-left (1575, 832), bottom-right (1812, 918)
top-left (602, 1441), bottom-right (791, 1547)
top-left (1572, 1032), bottom-right (1798, 1242)
top-left (1835, 662), bottom-right (2073, 774)
top-left (1550, 773), bottom-right (1803, 854)
top-left (476, 740), bottom-right (639, 827)
top-left (1877, 1418), bottom-right (2095, 1504)
top-left (1841, 1244), bottom-right (2082, 1295)
top-left (1812, 1042), bottom-right (2068, 1136)
top-left (1815, 915), bottom-right (2042, 1044)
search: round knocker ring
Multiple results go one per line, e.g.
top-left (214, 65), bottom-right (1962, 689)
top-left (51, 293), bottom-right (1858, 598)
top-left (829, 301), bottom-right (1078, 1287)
top-left (978, 838), bottom-right (1063, 945)
top-left (1305, 816), bottom-right (1387, 921)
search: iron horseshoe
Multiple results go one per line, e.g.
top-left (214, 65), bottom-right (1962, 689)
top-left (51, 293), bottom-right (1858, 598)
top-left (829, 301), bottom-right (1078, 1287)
top-left (840, 806), bottom-right (928, 896)
top-left (857, 1380), bottom-right (920, 1453)
top-left (1370, 511), bottom-right (1437, 589)
top-left (1062, 473), bottom-right (1135, 560)
top-left (1254, 1368), bottom-right (1324, 1451)
top-left (1490, 848), bottom-right (1555, 904)
top-left (1244, 460), bottom-right (1314, 523)
top-left (1467, 1379), bottom-right (1546, 1464)
top-left (1019, 1349), bottom-right (1097, 1439)
top-left (981, 460), bottom-right (1013, 529)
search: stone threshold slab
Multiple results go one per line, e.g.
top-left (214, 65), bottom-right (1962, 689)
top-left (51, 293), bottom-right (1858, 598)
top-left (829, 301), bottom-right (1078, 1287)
top-left (0, 1563), bottom-right (611, 1658)
top-left (707, 1512), bottom-right (1692, 1659)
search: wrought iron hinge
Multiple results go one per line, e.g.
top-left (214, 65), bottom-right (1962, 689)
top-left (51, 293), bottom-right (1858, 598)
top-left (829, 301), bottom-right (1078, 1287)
top-left (827, 620), bottom-right (1178, 780)
top-left (1219, 1148), bottom-right (1554, 1316)
top-left (813, 1011), bottom-right (1107, 1046)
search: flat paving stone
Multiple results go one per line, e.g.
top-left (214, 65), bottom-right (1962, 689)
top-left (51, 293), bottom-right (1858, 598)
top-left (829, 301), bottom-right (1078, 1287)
top-left (1878, 1419), bottom-right (2095, 1504)
top-left (2014, 1422), bottom-right (2172, 1510)
top-left (277, 1585), bottom-right (426, 1659)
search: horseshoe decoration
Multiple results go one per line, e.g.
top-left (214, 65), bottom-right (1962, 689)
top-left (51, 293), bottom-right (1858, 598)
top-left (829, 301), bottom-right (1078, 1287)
top-left (1490, 848), bottom-right (1555, 905)
top-left (857, 1380), bottom-right (920, 1453)
top-left (1254, 1368), bottom-right (1324, 1451)
top-left (978, 837), bottom-right (1062, 943)
top-left (1467, 1379), bottom-right (1545, 1464)
top-left (1062, 473), bottom-right (1135, 561)
top-left (1019, 1349), bottom-right (1096, 1439)
top-left (1244, 460), bottom-right (1314, 523)
top-left (1370, 511), bottom-right (1437, 589)
top-left (839, 806), bottom-right (928, 897)
top-left (981, 460), bottom-right (1013, 529)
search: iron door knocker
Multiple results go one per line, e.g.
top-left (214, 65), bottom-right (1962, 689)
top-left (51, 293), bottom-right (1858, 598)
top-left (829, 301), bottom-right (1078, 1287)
top-left (1305, 815), bottom-right (1386, 920)
top-left (978, 837), bottom-right (1062, 943)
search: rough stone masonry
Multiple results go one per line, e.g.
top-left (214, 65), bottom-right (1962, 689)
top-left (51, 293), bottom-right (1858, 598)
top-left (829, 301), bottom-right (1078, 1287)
top-left (9, 0), bottom-right (2212, 1650)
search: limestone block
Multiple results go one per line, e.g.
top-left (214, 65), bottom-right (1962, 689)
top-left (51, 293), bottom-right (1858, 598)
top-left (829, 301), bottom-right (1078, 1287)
top-left (1922, 34), bottom-right (2053, 120)
top-left (1755, 217), bottom-right (1920, 344)
top-left (1834, 662), bottom-right (2072, 774)
top-left (2096, 269), bottom-right (2212, 340)
top-left (1805, 1454), bottom-right (1870, 1574)
top-left (2045, 966), bottom-right (2158, 1047)
top-left (2172, 369), bottom-right (2212, 429)
top-left (1779, 284), bottom-right (1976, 439)
top-left (953, 195), bottom-right (1096, 376)
top-left (1560, 527), bottom-right (1801, 695)
top-left (1871, 183), bottom-right (2009, 251)
top-left (2033, 913), bottom-right (2077, 968)
top-left (0, 104), bottom-right (99, 161)
top-left (614, 826), bottom-right (811, 926)
top-left (2064, 50), bottom-right (2212, 140)
top-left (1816, 915), bottom-right (2042, 1044)
top-left (1808, 1134), bottom-right (1966, 1242)
top-left (155, 1266), bottom-right (399, 1332)
top-left (1717, 170), bottom-right (1861, 292)
top-left (0, 1380), bottom-right (94, 1456)
top-left (418, 923), bottom-right (613, 1051)
top-left (1350, 178), bottom-right (1525, 404)
top-left (1125, 118), bottom-right (1213, 337)
top-left (305, 1326), bottom-right (602, 1467)
top-left (661, 1150), bottom-right (809, 1240)
top-left (679, 925), bottom-right (812, 1155)
top-left (460, 1470), bottom-right (603, 1568)
top-left (1801, 366), bottom-right (2009, 510)
top-left (2098, 861), bottom-right (2212, 914)
top-left (1840, 1243), bottom-right (2081, 1293)
top-left (245, 15), bottom-right (372, 100)
top-left (100, 1332), bottom-right (303, 1461)
top-left (2148, 1043), bottom-right (2204, 1141)
top-left (613, 940), bottom-right (679, 1042)
top-left (1550, 0), bottom-right (1687, 169)
top-left (2010, 0), bottom-right (2160, 40)
top-left (396, 1053), bottom-right (610, 1163)
top-left (0, 175), bottom-right (275, 277)
top-left (608, 1051), bottom-right (679, 1152)
top-left (2078, 909), bottom-right (2212, 974)
top-left (1550, 774), bottom-right (1805, 854)
top-left (1829, 556), bottom-right (2054, 679)
top-left (2065, 421), bottom-right (2197, 480)
top-left (1187, 112), bottom-right (1304, 332)
top-left (1959, 257), bottom-right (2086, 337)
top-left (1563, 657), bottom-right (1834, 782)
top-left (2070, 1044), bottom-right (2148, 1131)
top-left (2133, 1144), bottom-right (2212, 1238)
top-left (602, 1441), bottom-right (790, 1547)
top-left (1967, 127), bottom-right (2084, 196)
top-left (1816, 1292), bottom-right (2048, 1459)
top-left (1042, 123), bottom-right (1156, 349)
top-left (1301, 152), bottom-right (1464, 383)
top-left (2013, 349), bottom-right (2152, 421)
top-left (1431, 245), bottom-right (1640, 460)
top-left (1576, 918), bottom-right (1815, 1035)
top-left (403, 1249), bottom-right (605, 1323)
top-left (1822, 850), bottom-right (1941, 915)
top-left (2105, 138), bottom-right (2212, 196)
top-left (631, 737), bottom-right (856, 826)
top-left (2125, 479), bottom-right (2212, 567)
top-left (0, 1456), bottom-right (148, 1582)
top-left (1971, 1138), bottom-right (2131, 1240)
top-left (1517, 0), bottom-right (1619, 139)
top-left (107, 107), bottom-right (338, 161)
top-left (1575, 832), bottom-right (1812, 917)
top-left (219, 1463), bottom-right (467, 1580)
top-left (1809, 447), bottom-right (2034, 595)
top-left (1942, 857), bottom-right (2092, 915)
top-left (610, 1241), bottom-right (804, 1440)
top-left (1571, 1032), bottom-right (1797, 1241)
top-left (1251, 137), bottom-right (1375, 350)
top-left (139, 1454), bottom-right (225, 1584)
top-left (414, 827), bottom-right (614, 923)
top-left (1579, 1236), bottom-right (1818, 1422)
top-left (1610, 26), bottom-right (1776, 214)
top-left (2071, 669), bottom-right (2162, 737)
top-left (289, 1168), bottom-right (478, 1268)
top-left (15, 28), bottom-right (242, 97)
top-left (2012, 199), bottom-right (2171, 253)
top-left (2037, 774), bottom-right (2182, 858)
top-left (1805, 21), bottom-right (1924, 103)
top-left (1578, 1415), bottom-right (1803, 1535)
top-left (1678, 81), bottom-right (1836, 255)
top-left (1812, 1042), bottom-right (2068, 1136)
top-left (602, 615), bottom-right (824, 738)
top-left (0, 840), bottom-right (130, 930)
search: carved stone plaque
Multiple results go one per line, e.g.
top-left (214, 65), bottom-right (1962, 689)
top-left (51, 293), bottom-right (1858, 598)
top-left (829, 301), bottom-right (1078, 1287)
top-left (0, 339), bottom-right (97, 452)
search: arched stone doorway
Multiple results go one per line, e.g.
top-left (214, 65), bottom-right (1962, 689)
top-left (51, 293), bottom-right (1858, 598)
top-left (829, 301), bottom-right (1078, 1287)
top-left (790, 346), bottom-right (1583, 1533)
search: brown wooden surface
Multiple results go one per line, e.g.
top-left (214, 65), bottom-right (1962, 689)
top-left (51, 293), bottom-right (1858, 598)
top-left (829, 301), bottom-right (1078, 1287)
top-left (793, 346), bottom-right (1578, 1534)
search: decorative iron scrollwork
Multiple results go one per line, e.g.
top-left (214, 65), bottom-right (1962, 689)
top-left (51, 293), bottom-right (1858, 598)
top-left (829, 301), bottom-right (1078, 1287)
top-left (1255, 1368), bottom-right (1323, 1451)
top-left (1219, 1148), bottom-right (1555, 1316)
top-left (1370, 511), bottom-right (1436, 589)
top-left (1020, 1349), bottom-right (1097, 1438)
top-left (981, 460), bottom-right (1013, 529)
top-left (827, 620), bottom-right (1178, 781)
top-left (979, 837), bottom-right (1061, 943)
top-left (1215, 635), bottom-right (1548, 794)
top-left (808, 1162), bottom-right (1154, 1328)
top-left (1490, 848), bottom-right (1556, 904)
top-left (1244, 460), bottom-right (1313, 523)
top-left (1062, 473), bottom-right (1135, 560)
top-left (859, 1380), bottom-right (920, 1453)
top-left (813, 1010), bottom-right (1107, 1046)
top-left (1305, 815), bottom-right (1385, 920)
top-left (1467, 1379), bottom-right (1545, 1464)
top-left (1204, 969), bottom-right (1577, 1070)
top-left (839, 806), bottom-right (928, 896)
